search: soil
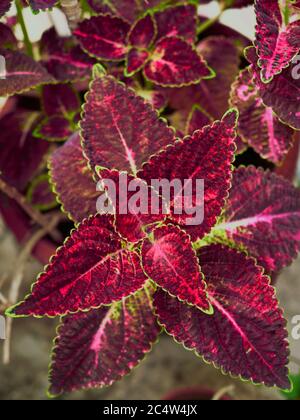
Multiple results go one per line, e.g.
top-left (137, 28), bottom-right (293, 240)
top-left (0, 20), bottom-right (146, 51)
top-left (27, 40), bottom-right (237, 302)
top-left (0, 219), bottom-right (299, 401)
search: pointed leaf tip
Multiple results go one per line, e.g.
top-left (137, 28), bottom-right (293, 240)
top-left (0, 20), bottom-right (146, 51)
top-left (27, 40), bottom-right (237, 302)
top-left (92, 64), bottom-right (107, 79)
top-left (222, 109), bottom-right (239, 128)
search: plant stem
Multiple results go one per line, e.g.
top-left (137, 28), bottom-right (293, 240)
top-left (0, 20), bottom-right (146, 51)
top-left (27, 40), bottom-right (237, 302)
top-left (16, 0), bottom-right (34, 58)
top-left (0, 177), bottom-right (62, 243)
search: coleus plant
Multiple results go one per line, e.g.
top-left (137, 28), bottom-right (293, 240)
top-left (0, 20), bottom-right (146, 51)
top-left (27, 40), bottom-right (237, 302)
top-left (0, 0), bottom-right (300, 398)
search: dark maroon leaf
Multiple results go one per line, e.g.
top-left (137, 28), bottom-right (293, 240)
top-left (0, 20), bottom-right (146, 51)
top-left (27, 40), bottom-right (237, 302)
top-left (128, 13), bottom-right (156, 48)
top-left (27, 174), bottom-right (57, 211)
top-left (125, 48), bottom-right (149, 77)
top-left (254, 0), bottom-right (300, 82)
top-left (138, 110), bottom-right (238, 241)
top-left (81, 67), bottom-right (175, 175)
top-left (34, 116), bottom-right (74, 142)
top-left (0, 111), bottom-right (50, 191)
top-left (41, 83), bottom-right (80, 117)
top-left (0, 48), bottom-right (55, 97)
top-left (154, 4), bottom-right (197, 43)
top-left (142, 225), bottom-right (212, 313)
top-left (230, 68), bottom-right (295, 164)
top-left (49, 286), bottom-right (161, 396)
top-left (41, 28), bottom-right (95, 83)
top-left (96, 167), bottom-right (164, 243)
top-left (144, 36), bottom-right (214, 87)
top-left (7, 215), bottom-right (148, 317)
top-left (0, 22), bottom-right (17, 49)
top-left (165, 36), bottom-right (241, 130)
top-left (27, 0), bottom-right (57, 12)
top-left (0, 0), bottom-right (12, 18)
top-left (186, 105), bottom-right (212, 135)
top-left (74, 15), bottom-right (130, 61)
top-left (154, 244), bottom-right (290, 390)
top-left (219, 166), bottom-right (300, 273)
top-left (49, 133), bottom-right (98, 223)
top-left (245, 45), bottom-right (300, 130)
top-left (87, 0), bottom-right (162, 24)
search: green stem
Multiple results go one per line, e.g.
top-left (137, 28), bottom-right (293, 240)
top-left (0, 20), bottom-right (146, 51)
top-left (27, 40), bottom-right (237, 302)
top-left (16, 0), bottom-right (34, 58)
top-left (197, 12), bottom-right (223, 36)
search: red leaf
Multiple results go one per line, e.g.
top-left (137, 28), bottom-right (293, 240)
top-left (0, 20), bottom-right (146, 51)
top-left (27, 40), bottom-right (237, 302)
top-left (7, 215), bottom-right (148, 317)
top-left (81, 67), bottom-right (175, 175)
top-left (125, 48), bottom-right (149, 77)
top-left (230, 68), bottom-right (294, 164)
top-left (49, 133), bottom-right (98, 223)
top-left (154, 244), bottom-right (290, 390)
top-left (0, 48), bottom-right (55, 97)
top-left (34, 116), bottom-right (73, 141)
top-left (74, 15), bottom-right (130, 61)
top-left (144, 36), bottom-right (214, 87)
top-left (154, 4), bottom-right (197, 43)
top-left (218, 166), bottom-right (300, 273)
top-left (49, 286), bottom-right (161, 396)
top-left (0, 111), bottom-right (50, 191)
top-left (138, 110), bottom-right (238, 241)
top-left (27, 174), bottom-right (57, 211)
top-left (142, 225), bottom-right (212, 313)
top-left (41, 29), bottom-right (95, 83)
top-left (96, 167), bottom-right (164, 243)
top-left (245, 45), bottom-right (300, 130)
top-left (128, 14), bottom-right (156, 48)
top-left (41, 83), bottom-right (80, 117)
top-left (254, 0), bottom-right (300, 82)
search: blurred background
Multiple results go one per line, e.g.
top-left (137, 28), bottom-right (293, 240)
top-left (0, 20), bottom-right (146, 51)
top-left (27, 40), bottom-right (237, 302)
top-left (0, 1), bottom-right (300, 400)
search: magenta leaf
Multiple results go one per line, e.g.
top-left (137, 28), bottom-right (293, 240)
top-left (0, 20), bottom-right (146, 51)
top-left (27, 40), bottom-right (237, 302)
top-left (154, 4), bottom-right (197, 43)
top-left (219, 166), bottom-right (300, 273)
top-left (186, 105), bottom-right (212, 135)
top-left (0, 49), bottom-right (55, 97)
top-left (96, 167), bottom-right (164, 243)
top-left (87, 0), bottom-right (162, 24)
top-left (0, 22), bottom-right (17, 48)
top-left (144, 36), bottom-right (214, 87)
top-left (27, 0), bottom-right (57, 12)
top-left (27, 174), bottom-right (57, 211)
top-left (34, 116), bottom-right (74, 142)
top-left (81, 67), bottom-right (175, 174)
top-left (142, 225), bottom-right (212, 313)
top-left (7, 215), bottom-right (148, 317)
top-left (245, 45), bottom-right (300, 132)
top-left (41, 83), bottom-right (80, 117)
top-left (138, 110), bottom-right (238, 241)
top-left (128, 13), bottom-right (156, 48)
top-left (74, 15), bottom-right (130, 61)
top-left (125, 48), bottom-right (149, 77)
top-left (0, 0), bottom-right (12, 18)
top-left (254, 0), bottom-right (300, 82)
top-left (49, 133), bottom-right (98, 223)
top-left (154, 244), bottom-right (290, 390)
top-left (49, 286), bottom-right (160, 396)
top-left (230, 68), bottom-right (294, 164)
top-left (0, 111), bottom-right (50, 191)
